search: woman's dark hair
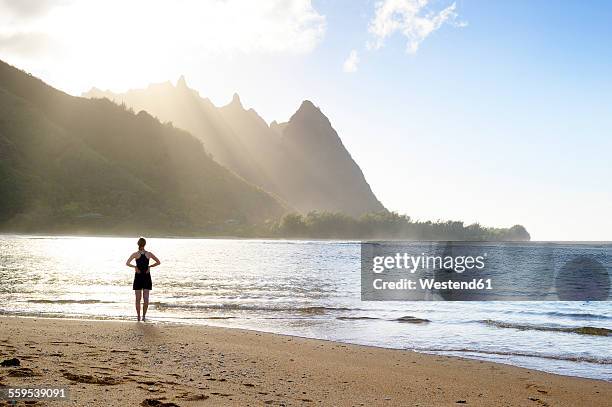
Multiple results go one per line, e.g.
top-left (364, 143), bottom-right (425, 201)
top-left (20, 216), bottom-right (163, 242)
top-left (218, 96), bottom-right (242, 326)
top-left (137, 237), bottom-right (146, 248)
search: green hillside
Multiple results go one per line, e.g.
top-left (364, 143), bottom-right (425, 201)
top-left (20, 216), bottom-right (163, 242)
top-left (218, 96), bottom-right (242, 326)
top-left (0, 60), bottom-right (285, 235)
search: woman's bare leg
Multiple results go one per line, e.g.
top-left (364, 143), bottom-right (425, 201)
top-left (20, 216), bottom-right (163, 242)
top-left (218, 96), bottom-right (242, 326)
top-left (135, 290), bottom-right (142, 321)
top-left (142, 289), bottom-right (150, 321)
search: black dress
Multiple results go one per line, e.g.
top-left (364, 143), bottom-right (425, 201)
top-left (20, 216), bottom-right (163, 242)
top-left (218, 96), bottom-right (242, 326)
top-left (133, 251), bottom-right (152, 290)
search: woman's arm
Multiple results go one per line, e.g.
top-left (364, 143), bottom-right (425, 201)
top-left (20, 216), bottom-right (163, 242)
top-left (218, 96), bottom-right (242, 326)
top-left (125, 253), bottom-right (136, 268)
top-left (148, 252), bottom-right (161, 268)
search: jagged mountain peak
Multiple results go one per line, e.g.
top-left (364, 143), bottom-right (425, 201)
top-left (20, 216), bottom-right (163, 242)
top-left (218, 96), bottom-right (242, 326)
top-left (298, 100), bottom-right (317, 111)
top-left (291, 100), bottom-right (322, 118)
top-left (287, 100), bottom-right (332, 133)
top-left (176, 75), bottom-right (188, 89)
top-left (292, 100), bottom-right (326, 119)
top-left (228, 92), bottom-right (243, 109)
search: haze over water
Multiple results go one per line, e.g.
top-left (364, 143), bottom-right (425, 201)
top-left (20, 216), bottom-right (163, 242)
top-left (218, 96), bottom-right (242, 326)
top-left (0, 235), bottom-right (610, 380)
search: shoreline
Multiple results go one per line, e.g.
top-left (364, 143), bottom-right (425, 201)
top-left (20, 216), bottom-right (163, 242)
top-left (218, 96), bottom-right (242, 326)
top-left (1, 312), bottom-right (610, 380)
top-left (0, 316), bottom-right (610, 406)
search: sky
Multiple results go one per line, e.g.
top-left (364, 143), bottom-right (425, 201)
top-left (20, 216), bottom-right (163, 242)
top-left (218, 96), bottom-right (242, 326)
top-left (1, 0), bottom-right (611, 241)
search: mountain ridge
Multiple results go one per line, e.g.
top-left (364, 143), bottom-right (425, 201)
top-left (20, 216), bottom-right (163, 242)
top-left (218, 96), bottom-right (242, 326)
top-left (0, 59), bottom-right (286, 234)
top-left (84, 79), bottom-right (385, 216)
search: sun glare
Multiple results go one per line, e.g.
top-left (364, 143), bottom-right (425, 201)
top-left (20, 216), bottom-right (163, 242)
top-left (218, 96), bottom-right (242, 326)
top-left (2, 0), bottom-right (325, 94)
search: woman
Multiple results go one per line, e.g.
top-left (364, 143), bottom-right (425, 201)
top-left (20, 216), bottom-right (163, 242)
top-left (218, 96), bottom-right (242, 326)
top-left (125, 237), bottom-right (160, 321)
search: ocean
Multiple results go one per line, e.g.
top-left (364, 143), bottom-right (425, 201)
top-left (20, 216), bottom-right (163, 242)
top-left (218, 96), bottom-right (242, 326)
top-left (0, 235), bottom-right (610, 381)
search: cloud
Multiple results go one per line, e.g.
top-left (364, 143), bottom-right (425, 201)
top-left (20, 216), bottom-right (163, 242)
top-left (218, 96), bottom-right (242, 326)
top-left (0, 0), bottom-right (327, 94)
top-left (343, 50), bottom-right (359, 73)
top-left (368, 0), bottom-right (464, 53)
top-left (0, 0), bottom-right (67, 19)
top-left (0, 0), bottom-right (326, 56)
top-left (0, 0), bottom-right (326, 93)
top-left (0, 32), bottom-right (55, 57)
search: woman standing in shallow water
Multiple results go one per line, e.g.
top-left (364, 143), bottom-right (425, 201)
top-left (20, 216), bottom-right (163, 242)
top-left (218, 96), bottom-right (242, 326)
top-left (125, 237), bottom-right (160, 321)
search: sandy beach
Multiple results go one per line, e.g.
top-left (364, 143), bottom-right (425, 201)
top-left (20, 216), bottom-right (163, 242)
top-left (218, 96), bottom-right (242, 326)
top-left (0, 317), bottom-right (609, 406)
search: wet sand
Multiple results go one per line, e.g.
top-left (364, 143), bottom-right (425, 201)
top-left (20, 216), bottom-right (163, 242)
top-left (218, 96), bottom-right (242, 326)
top-left (0, 316), bottom-right (609, 406)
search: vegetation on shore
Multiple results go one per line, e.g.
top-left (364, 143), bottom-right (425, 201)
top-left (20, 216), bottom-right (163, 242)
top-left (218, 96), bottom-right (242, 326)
top-left (1, 210), bottom-right (529, 241)
top-left (274, 211), bottom-right (530, 241)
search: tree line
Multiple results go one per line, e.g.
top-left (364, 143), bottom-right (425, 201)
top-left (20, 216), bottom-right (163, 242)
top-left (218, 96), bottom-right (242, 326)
top-left (271, 211), bottom-right (530, 241)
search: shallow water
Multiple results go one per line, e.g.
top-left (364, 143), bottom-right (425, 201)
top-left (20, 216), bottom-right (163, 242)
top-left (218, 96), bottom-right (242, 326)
top-left (0, 235), bottom-right (610, 380)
